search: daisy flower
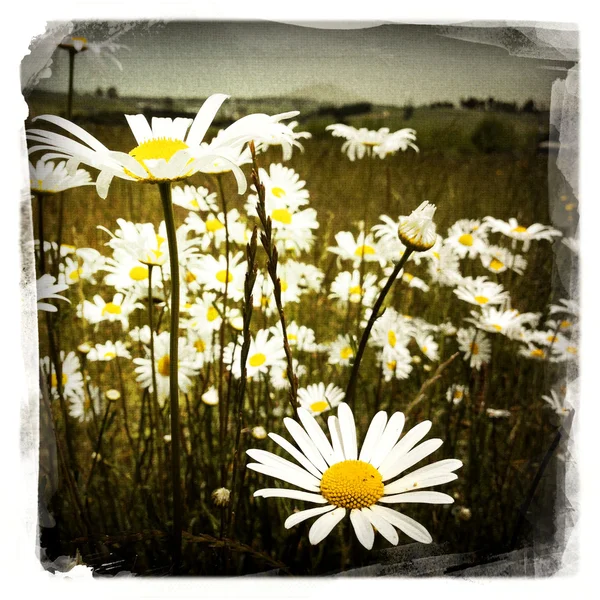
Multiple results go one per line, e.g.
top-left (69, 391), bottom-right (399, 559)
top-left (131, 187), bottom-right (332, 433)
top-left (246, 163), bottom-right (310, 212)
top-left (427, 245), bottom-right (463, 287)
top-left (327, 334), bottom-right (357, 367)
top-left (297, 383), bottom-right (346, 416)
top-left (193, 251), bottom-right (247, 301)
top-left (41, 351), bottom-right (84, 402)
top-left (247, 403), bottom-right (462, 549)
top-left (270, 360), bottom-right (307, 391)
top-left (185, 209), bottom-right (247, 250)
top-left (415, 332), bottom-right (439, 362)
top-left (466, 307), bottom-right (540, 339)
top-left (445, 220), bottom-right (488, 259)
top-left (87, 340), bottom-right (131, 362)
top-left (397, 202), bottom-right (438, 252)
top-left (549, 298), bottom-right (578, 318)
top-left (373, 128), bottom-right (419, 158)
top-left (400, 272), bottom-right (430, 292)
top-left (541, 390), bottom-right (571, 417)
top-left (456, 327), bottom-right (491, 371)
top-left (68, 385), bottom-right (102, 423)
top-left (453, 276), bottom-right (510, 308)
top-left (223, 329), bottom-right (286, 380)
top-left (371, 215), bottom-right (408, 262)
top-left (479, 245), bottom-right (527, 275)
top-left (79, 292), bottom-right (143, 330)
top-left (370, 307), bottom-right (414, 353)
top-left (183, 292), bottom-right (223, 334)
top-left (379, 346), bottom-right (413, 382)
top-left (326, 124), bottom-right (391, 161)
top-left (172, 184), bottom-right (218, 212)
top-left (269, 321), bottom-right (318, 353)
top-left (329, 270), bottom-right (379, 307)
top-left (29, 158), bottom-right (92, 194)
top-left (446, 385), bottom-right (468, 405)
top-left (36, 274), bottom-right (70, 312)
top-left (328, 231), bottom-right (386, 268)
top-left (27, 94), bottom-right (302, 198)
top-left (483, 216), bottom-right (561, 252)
top-left (133, 332), bottom-right (199, 405)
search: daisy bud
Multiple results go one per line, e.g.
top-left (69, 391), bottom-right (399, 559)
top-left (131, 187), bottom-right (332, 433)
top-left (251, 426), bottom-right (267, 440)
top-left (202, 387), bottom-right (219, 406)
top-left (211, 487), bottom-right (231, 507)
top-left (105, 389), bottom-right (120, 402)
top-left (458, 507), bottom-right (472, 521)
top-left (397, 201), bottom-right (437, 251)
top-left (163, 434), bottom-right (172, 443)
top-left (77, 342), bottom-right (92, 355)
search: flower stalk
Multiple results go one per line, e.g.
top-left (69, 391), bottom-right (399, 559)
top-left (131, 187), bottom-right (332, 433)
top-left (158, 181), bottom-right (183, 572)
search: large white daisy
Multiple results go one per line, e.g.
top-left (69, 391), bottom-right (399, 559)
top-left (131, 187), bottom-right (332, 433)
top-left (247, 402), bottom-right (462, 549)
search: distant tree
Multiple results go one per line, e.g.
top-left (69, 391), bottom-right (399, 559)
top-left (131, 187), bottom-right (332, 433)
top-left (107, 86), bottom-right (118, 100)
top-left (164, 97), bottom-right (174, 110)
top-left (403, 103), bottom-right (415, 120)
top-left (429, 101), bottom-right (454, 109)
top-left (522, 99), bottom-right (537, 113)
top-left (95, 87), bottom-right (104, 97)
top-left (471, 117), bottom-right (516, 153)
top-left (461, 97), bottom-right (485, 110)
top-left (486, 97), bottom-right (496, 111)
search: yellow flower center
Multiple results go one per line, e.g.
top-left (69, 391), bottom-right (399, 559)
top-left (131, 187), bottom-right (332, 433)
top-left (560, 320), bottom-right (571, 329)
top-left (349, 285), bottom-right (362, 296)
top-left (388, 330), bottom-right (397, 347)
top-left (249, 353), bottom-right (266, 367)
top-left (216, 269), bottom-right (233, 284)
top-left (157, 355), bottom-right (170, 377)
top-left (489, 258), bottom-right (504, 271)
top-left (288, 333), bottom-right (298, 342)
top-left (512, 226), bottom-right (527, 233)
top-left (104, 352), bottom-right (116, 360)
top-left (68, 268), bottom-right (82, 282)
top-left (354, 245), bottom-right (375, 257)
top-left (280, 279), bottom-right (289, 292)
top-left (51, 373), bottom-right (68, 388)
top-left (320, 460), bottom-right (384, 509)
top-left (271, 208), bottom-right (293, 225)
top-left (454, 390), bottom-right (464, 399)
top-left (402, 273), bottom-right (414, 282)
top-left (206, 218), bottom-right (225, 233)
top-left (207, 306), bottom-right (219, 322)
top-left (474, 295), bottom-right (489, 305)
top-left (128, 138), bottom-right (191, 180)
top-left (129, 265), bottom-right (149, 281)
top-left (567, 346), bottom-right (577, 355)
top-left (565, 203), bottom-right (576, 212)
top-left (470, 342), bottom-right (479, 355)
top-left (194, 339), bottom-right (206, 353)
top-left (309, 400), bottom-right (329, 413)
top-left (547, 335), bottom-right (558, 343)
top-left (190, 199), bottom-right (199, 209)
top-left (340, 346), bottom-right (354, 360)
top-left (387, 360), bottom-right (397, 371)
top-left (458, 233), bottom-right (474, 247)
top-left (102, 302), bottom-right (122, 316)
top-left (185, 271), bottom-right (197, 283)
top-left (531, 348), bottom-right (545, 358)
top-left (493, 324), bottom-right (503, 331)
top-left (271, 186), bottom-right (287, 198)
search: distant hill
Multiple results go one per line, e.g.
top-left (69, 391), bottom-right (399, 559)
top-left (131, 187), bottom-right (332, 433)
top-left (282, 83), bottom-right (365, 106)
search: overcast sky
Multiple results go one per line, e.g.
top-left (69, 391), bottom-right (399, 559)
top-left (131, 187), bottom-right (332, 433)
top-left (34, 20), bottom-right (575, 107)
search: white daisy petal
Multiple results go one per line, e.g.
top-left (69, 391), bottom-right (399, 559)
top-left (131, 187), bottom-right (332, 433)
top-left (297, 408), bottom-right (337, 466)
top-left (186, 93), bottom-right (230, 146)
top-left (385, 472), bottom-right (458, 495)
top-left (369, 412), bottom-right (406, 468)
top-left (284, 505), bottom-right (336, 529)
top-left (379, 437), bottom-right (443, 482)
top-left (350, 508), bottom-right (375, 550)
top-left (363, 506), bottom-right (399, 546)
top-left (125, 114), bottom-right (153, 144)
top-left (337, 402), bottom-right (358, 461)
top-left (246, 462), bottom-right (320, 492)
top-left (379, 491), bottom-right (455, 504)
top-left (246, 449), bottom-right (317, 480)
top-left (378, 420), bottom-right (433, 479)
top-left (283, 417), bottom-right (330, 473)
top-left (327, 416), bottom-right (346, 463)
top-left (370, 505), bottom-right (433, 543)
top-left (253, 488), bottom-right (328, 504)
top-left (358, 410), bottom-right (388, 463)
top-left (309, 507), bottom-right (346, 545)
top-left (268, 432), bottom-right (323, 479)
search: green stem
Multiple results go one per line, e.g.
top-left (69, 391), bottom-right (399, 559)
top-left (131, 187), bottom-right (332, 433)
top-left (345, 249), bottom-right (413, 404)
top-left (158, 182), bottom-right (182, 573)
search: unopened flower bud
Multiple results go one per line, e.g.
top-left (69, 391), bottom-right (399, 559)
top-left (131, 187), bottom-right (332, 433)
top-left (251, 426), bottom-right (267, 440)
top-left (397, 201), bottom-right (437, 251)
top-left (211, 487), bottom-right (231, 507)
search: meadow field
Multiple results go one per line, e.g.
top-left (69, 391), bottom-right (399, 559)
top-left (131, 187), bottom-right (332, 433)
top-left (26, 92), bottom-right (578, 576)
